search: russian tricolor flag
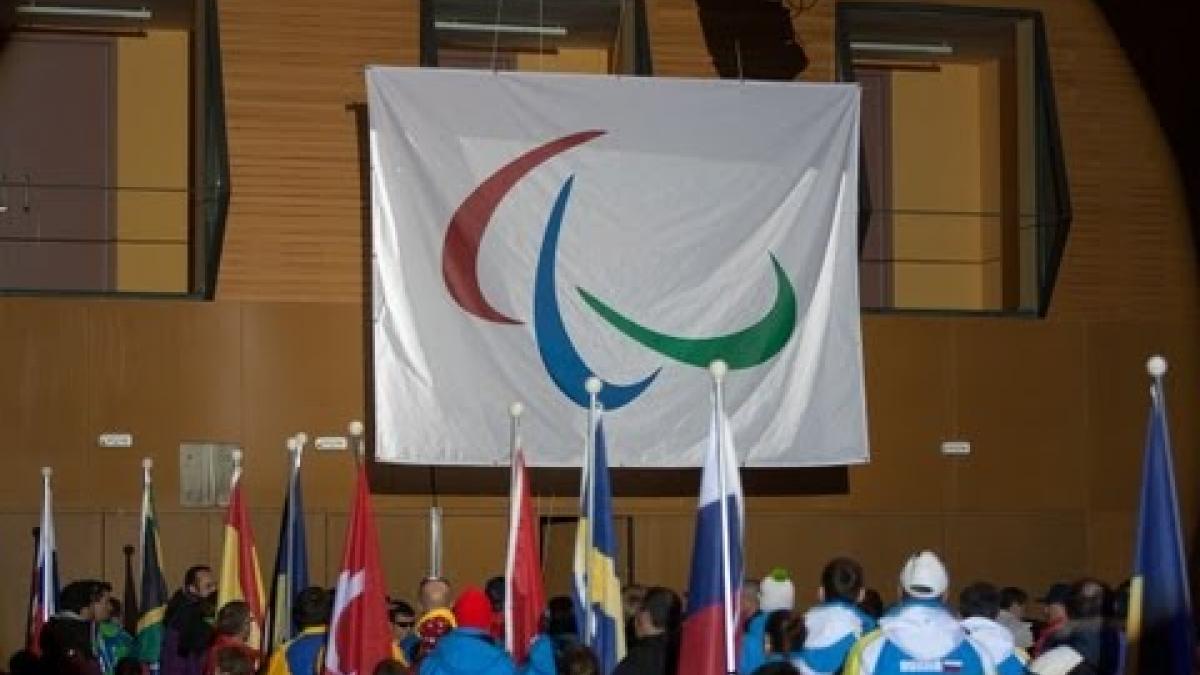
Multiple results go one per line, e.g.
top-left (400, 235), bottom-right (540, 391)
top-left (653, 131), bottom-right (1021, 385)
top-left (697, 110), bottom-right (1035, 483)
top-left (28, 467), bottom-right (59, 656)
top-left (678, 389), bottom-right (744, 675)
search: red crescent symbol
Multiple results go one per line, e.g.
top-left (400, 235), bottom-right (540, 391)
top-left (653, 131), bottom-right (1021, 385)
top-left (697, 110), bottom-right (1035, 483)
top-left (442, 130), bottom-right (606, 324)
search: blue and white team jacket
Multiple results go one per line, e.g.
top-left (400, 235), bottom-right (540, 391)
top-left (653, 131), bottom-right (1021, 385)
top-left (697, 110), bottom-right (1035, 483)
top-left (844, 600), bottom-right (995, 675)
top-left (794, 600), bottom-right (877, 675)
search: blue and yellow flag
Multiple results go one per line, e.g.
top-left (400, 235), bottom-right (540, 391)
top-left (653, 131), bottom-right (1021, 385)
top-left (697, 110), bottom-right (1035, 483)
top-left (573, 416), bottom-right (625, 674)
top-left (1127, 367), bottom-right (1195, 675)
top-left (265, 451), bottom-right (309, 654)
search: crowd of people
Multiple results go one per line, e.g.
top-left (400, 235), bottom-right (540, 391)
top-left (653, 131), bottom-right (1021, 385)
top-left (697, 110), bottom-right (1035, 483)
top-left (7, 551), bottom-right (1129, 675)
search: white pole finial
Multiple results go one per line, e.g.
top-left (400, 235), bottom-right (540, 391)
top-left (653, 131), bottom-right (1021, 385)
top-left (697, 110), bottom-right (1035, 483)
top-left (41, 466), bottom-right (52, 478)
top-left (295, 432), bottom-right (309, 449)
top-left (348, 419), bottom-right (365, 437)
top-left (141, 457), bottom-right (153, 470)
top-left (1147, 355), bottom-right (1168, 378)
top-left (286, 437), bottom-right (299, 452)
top-left (584, 376), bottom-right (603, 395)
top-left (231, 449), bottom-right (243, 467)
top-left (709, 359), bottom-right (729, 383)
top-left (510, 401), bottom-right (524, 419)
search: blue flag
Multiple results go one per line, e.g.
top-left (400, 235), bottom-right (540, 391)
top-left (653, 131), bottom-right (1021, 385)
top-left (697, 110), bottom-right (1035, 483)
top-left (265, 454), bottom-right (309, 652)
top-left (572, 416), bottom-right (625, 674)
top-left (1128, 376), bottom-right (1195, 675)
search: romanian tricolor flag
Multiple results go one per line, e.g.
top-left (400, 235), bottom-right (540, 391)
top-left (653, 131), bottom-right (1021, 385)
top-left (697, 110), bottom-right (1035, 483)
top-left (1126, 358), bottom-right (1195, 675)
top-left (572, 416), bottom-right (625, 675)
top-left (135, 458), bottom-right (169, 666)
top-left (218, 453), bottom-right (266, 648)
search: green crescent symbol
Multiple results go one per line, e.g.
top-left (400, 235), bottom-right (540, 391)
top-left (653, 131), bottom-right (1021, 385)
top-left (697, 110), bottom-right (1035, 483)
top-left (576, 254), bottom-right (798, 369)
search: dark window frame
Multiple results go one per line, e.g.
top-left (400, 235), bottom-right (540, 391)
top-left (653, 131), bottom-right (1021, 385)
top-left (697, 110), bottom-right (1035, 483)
top-left (836, 2), bottom-right (1072, 318)
top-left (0, 0), bottom-right (229, 300)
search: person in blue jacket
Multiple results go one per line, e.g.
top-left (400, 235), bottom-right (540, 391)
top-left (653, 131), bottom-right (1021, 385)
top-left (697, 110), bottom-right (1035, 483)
top-left (796, 557), bottom-right (876, 675)
top-left (420, 586), bottom-right (516, 675)
top-left (742, 569), bottom-right (797, 674)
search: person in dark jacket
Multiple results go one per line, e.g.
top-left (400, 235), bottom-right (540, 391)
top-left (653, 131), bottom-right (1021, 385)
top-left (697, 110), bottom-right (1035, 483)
top-left (612, 586), bottom-right (682, 675)
top-left (41, 580), bottom-right (107, 675)
top-left (1045, 579), bottom-right (1121, 675)
top-left (161, 565), bottom-right (217, 675)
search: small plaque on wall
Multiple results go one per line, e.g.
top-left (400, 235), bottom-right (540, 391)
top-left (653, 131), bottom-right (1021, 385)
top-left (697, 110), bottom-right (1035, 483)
top-left (179, 442), bottom-right (240, 507)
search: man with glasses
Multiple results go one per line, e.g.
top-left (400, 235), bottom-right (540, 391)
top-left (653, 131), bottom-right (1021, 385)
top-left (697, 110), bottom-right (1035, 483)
top-left (389, 599), bottom-right (419, 663)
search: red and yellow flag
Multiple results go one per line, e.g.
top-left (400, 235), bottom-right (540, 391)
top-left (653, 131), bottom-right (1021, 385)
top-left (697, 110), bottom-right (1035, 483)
top-left (217, 459), bottom-right (266, 648)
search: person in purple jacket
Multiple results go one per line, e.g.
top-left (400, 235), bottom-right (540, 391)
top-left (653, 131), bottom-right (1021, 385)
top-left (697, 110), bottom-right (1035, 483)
top-left (160, 566), bottom-right (217, 675)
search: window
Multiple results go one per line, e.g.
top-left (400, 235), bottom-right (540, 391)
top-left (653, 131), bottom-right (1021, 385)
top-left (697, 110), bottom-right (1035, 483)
top-left (837, 4), bottom-right (1070, 315)
top-left (0, 0), bottom-right (228, 297)
top-left (423, 0), bottom-right (651, 75)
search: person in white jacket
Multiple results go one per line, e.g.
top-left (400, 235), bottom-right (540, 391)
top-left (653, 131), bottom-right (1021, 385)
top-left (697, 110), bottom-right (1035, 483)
top-left (959, 582), bottom-right (1029, 675)
top-left (843, 551), bottom-right (995, 675)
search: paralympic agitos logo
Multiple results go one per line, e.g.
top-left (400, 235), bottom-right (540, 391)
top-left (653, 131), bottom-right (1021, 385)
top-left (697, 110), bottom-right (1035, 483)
top-left (441, 131), bottom-right (799, 410)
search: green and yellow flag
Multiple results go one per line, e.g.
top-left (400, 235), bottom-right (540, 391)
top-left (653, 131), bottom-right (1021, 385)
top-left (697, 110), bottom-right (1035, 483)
top-left (135, 459), bottom-right (169, 665)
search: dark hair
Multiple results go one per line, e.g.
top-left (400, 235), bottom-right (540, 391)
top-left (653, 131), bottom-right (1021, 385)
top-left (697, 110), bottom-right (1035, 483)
top-left (764, 610), bottom-right (795, 654)
top-left (821, 557), bottom-right (865, 603)
top-left (485, 576), bottom-right (505, 612)
top-left (59, 580), bottom-right (105, 613)
top-left (372, 658), bottom-right (411, 675)
top-left (108, 595), bottom-right (123, 617)
top-left (389, 598), bottom-right (416, 622)
top-left (640, 586), bottom-right (682, 632)
top-left (999, 586), bottom-right (1027, 610)
top-left (214, 646), bottom-right (255, 675)
top-left (1067, 578), bottom-right (1109, 620)
top-left (215, 601), bottom-right (252, 637)
top-left (294, 587), bottom-right (331, 629)
top-left (750, 663), bottom-right (801, 675)
top-left (546, 595), bottom-right (577, 636)
top-left (959, 582), bottom-right (1001, 620)
top-left (184, 565), bottom-right (212, 589)
top-left (115, 657), bottom-right (143, 675)
top-left (858, 588), bottom-right (884, 620)
top-left (558, 644), bottom-right (600, 675)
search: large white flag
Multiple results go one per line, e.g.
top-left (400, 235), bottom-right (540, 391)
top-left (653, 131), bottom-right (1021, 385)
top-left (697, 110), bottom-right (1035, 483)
top-left (368, 68), bottom-right (867, 467)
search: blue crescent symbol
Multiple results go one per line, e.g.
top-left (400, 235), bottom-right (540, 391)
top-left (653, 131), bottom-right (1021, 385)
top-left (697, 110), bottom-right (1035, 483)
top-left (533, 176), bottom-right (660, 408)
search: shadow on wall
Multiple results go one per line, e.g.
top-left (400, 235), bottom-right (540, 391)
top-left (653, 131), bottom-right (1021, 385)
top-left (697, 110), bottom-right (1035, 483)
top-left (696, 0), bottom-right (809, 80)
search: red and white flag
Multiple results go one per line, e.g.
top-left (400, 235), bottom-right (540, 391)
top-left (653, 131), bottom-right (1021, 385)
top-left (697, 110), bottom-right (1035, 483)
top-left (324, 464), bottom-right (393, 675)
top-left (504, 447), bottom-right (545, 663)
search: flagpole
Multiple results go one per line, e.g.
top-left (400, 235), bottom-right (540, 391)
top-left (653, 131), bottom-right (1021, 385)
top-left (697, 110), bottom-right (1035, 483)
top-left (506, 401), bottom-right (524, 656)
top-left (283, 434), bottom-right (304, 644)
top-left (141, 458), bottom-right (153, 592)
top-left (583, 376), bottom-right (602, 647)
top-left (41, 466), bottom-right (54, 629)
top-left (710, 360), bottom-right (737, 675)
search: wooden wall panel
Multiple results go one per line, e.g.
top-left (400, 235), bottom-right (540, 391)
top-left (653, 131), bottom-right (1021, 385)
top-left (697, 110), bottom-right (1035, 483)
top-left (0, 302), bottom-right (93, 510)
top-left (851, 317), bottom-right (953, 513)
top-left (952, 320), bottom-right (1089, 511)
top-left (216, 0), bottom-right (419, 302)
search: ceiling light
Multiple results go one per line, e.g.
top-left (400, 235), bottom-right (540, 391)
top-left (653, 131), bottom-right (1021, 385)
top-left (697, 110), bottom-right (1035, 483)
top-left (16, 4), bottom-right (152, 21)
top-left (849, 41), bottom-right (953, 56)
top-left (434, 20), bottom-right (567, 38)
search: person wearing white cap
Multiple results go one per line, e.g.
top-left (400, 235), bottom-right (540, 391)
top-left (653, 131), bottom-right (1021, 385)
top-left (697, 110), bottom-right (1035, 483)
top-left (739, 568), bottom-right (796, 674)
top-left (843, 551), bottom-right (995, 675)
